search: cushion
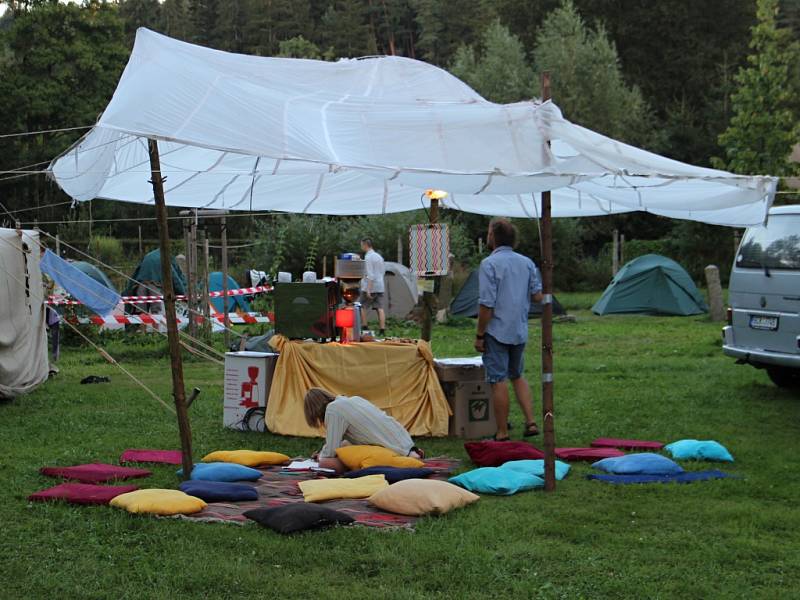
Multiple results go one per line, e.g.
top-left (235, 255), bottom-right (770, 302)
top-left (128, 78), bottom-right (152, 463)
top-left (120, 449), bottom-right (183, 465)
top-left (244, 504), bottom-right (354, 534)
top-left (368, 479), bottom-right (479, 516)
top-left (299, 474), bottom-right (388, 503)
top-left (449, 467), bottom-right (544, 495)
top-left (587, 470), bottom-right (736, 485)
top-left (40, 463), bottom-right (152, 483)
top-left (664, 440), bottom-right (734, 462)
top-left (201, 450), bottom-right (290, 467)
top-left (499, 459), bottom-right (571, 480)
top-left (554, 448), bottom-right (625, 461)
top-left (110, 489), bottom-right (207, 515)
top-left (335, 445), bottom-right (424, 470)
top-left (463, 441), bottom-right (544, 467)
top-left (178, 481), bottom-right (259, 503)
top-left (590, 437), bottom-right (664, 450)
top-left (177, 462), bottom-right (263, 482)
top-left (591, 453), bottom-right (684, 475)
top-left (343, 466), bottom-right (435, 484)
top-left (28, 483), bottom-right (139, 505)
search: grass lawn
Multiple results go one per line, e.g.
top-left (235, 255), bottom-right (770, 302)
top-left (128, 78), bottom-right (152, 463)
top-left (1, 292), bottom-right (799, 599)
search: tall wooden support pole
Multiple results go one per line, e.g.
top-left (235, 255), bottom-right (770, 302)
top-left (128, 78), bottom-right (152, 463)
top-left (221, 215), bottom-right (230, 348)
top-left (420, 198), bottom-right (439, 342)
top-left (147, 138), bottom-right (194, 480)
top-left (187, 218), bottom-right (197, 339)
top-left (202, 231), bottom-right (211, 337)
top-left (540, 72), bottom-right (556, 492)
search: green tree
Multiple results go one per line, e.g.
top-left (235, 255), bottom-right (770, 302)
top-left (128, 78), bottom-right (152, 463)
top-left (715, 0), bottom-right (800, 177)
top-left (118, 0), bottom-right (162, 46)
top-left (449, 19), bottom-right (534, 103)
top-left (161, 0), bottom-right (191, 40)
top-left (411, 0), bottom-right (495, 65)
top-left (277, 35), bottom-right (323, 60)
top-left (321, 0), bottom-right (376, 58)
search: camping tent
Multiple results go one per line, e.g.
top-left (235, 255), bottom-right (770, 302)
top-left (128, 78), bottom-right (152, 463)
top-left (592, 254), bottom-right (708, 316)
top-left (0, 228), bottom-right (49, 398)
top-left (383, 262), bottom-right (418, 319)
top-left (73, 261), bottom-right (117, 292)
top-left (451, 270), bottom-right (565, 318)
top-left (123, 249), bottom-right (187, 297)
top-left (208, 272), bottom-right (250, 313)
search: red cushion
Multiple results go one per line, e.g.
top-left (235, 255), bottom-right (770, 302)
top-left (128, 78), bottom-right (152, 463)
top-left (120, 449), bottom-right (183, 465)
top-left (590, 438), bottom-right (664, 450)
top-left (555, 448), bottom-right (625, 461)
top-left (28, 483), bottom-right (139, 505)
top-left (40, 463), bottom-right (152, 483)
top-left (464, 441), bottom-right (545, 467)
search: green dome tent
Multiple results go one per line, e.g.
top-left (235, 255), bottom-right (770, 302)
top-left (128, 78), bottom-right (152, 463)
top-left (208, 272), bottom-right (250, 313)
top-left (123, 249), bottom-right (187, 296)
top-left (72, 261), bottom-right (117, 292)
top-left (450, 269), bottom-right (565, 318)
top-left (592, 254), bottom-right (708, 316)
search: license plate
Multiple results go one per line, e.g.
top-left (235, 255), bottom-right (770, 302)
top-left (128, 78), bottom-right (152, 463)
top-left (749, 315), bottom-right (779, 330)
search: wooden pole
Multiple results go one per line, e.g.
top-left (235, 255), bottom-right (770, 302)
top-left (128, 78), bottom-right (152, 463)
top-left (612, 229), bottom-right (619, 276)
top-left (705, 265), bottom-right (725, 322)
top-left (540, 72), bottom-right (556, 492)
top-left (420, 198), bottom-right (439, 341)
top-left (202, 231), bottom-right (211, 337)
top-left (187, 217), bottom-right (197, 340)
top-left (138, 225), bottom-right (143, 258)
top-left (221, 214), bottom-right (230, 348)
top-left (55, 234), bottom-right (61, 257)
top-left (397, 235), bottom-right (403, 264)
top-left (147, 138), bottom-right (194, 480)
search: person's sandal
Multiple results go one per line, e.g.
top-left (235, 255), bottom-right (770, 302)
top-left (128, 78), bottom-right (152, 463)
top-left (523, 422), bottom-right (540, 437)
top-left (410, 446), bottom-right (425, 459)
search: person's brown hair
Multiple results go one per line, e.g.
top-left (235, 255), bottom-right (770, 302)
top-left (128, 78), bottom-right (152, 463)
top-left (489, 218), bottom-right (517, 248)
top-left (304, 387), bottom-right (336, 428)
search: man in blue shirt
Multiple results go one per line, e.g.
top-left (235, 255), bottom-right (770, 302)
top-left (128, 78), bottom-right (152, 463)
top-left (475, 218), bottom-right (543, 441)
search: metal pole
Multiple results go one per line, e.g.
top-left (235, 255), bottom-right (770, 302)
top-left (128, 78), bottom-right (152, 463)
top-left (540, 71), bottom-right (556, 492)
top-left (147, 138), bottom-right (194, 480)
top-left (221, 214), bottom-right (230, 348)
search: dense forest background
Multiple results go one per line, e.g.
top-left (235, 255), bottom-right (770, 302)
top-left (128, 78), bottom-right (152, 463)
top-left (0, 0), bottom-right (798, 289)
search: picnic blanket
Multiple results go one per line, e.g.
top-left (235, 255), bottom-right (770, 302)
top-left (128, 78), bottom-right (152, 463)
top-left (177, 457), bottom-right (460, 530)
top-left (586, 470), bottom-right (735, 485)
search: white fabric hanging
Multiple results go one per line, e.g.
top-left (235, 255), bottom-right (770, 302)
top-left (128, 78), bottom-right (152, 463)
top-left (50, 28), bottom-right (777, 226)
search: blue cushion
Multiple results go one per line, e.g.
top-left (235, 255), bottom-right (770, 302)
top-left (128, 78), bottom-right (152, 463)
top-left (178, 480), bottom-right (259, 502)
top-left (449, 467), bottom-right (544, 495)
top-left (587, 470), bottom-right (736, 485)
top-left (591, 453), bottom-right (683, 475)
top-left (343, 466), bottom-right (435, 484)
top-left (176, 462), bottom-right (263, 482)
top-left (499, 459), bottom-right (571, 480)
top-left (664, 440), bottom-right (734, 462)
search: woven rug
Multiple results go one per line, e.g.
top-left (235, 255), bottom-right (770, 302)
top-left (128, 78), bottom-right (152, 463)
top-left (177, 457), bottom-right (460, 531)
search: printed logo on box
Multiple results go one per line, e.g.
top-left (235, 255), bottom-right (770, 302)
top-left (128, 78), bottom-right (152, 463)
top-left (469, 398), bottom-right (489, 422)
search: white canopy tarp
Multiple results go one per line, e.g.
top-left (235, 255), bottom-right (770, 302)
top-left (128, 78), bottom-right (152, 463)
top-left (50, 28), bottom-right (777, 226)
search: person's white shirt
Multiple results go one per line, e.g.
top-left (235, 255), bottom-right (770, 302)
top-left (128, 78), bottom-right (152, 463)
top-left (361, 249), bottom-right (385, 294)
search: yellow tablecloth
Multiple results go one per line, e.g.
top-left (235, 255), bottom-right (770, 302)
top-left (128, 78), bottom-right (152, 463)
top-left (266, 335), bottom-right (450, 438)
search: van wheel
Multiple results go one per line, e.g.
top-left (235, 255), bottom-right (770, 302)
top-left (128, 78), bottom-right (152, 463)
top-left (766, 367), bottom-right (800, 389)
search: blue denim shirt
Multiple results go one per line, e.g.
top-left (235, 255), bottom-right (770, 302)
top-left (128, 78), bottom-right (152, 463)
top-left (478, 246), bottom-right (542, 345)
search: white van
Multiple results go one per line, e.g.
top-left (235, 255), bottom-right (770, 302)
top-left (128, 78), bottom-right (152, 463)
top-left (723, 205), bottom-right (800, 388)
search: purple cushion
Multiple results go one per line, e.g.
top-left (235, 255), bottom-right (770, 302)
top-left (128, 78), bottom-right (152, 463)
top-left (464, 441), bottom-right (544, 467)
top-left (40, 463), bottom-right (152, 483)
top-left (178, 481), bottom-right (258, 502)
top-left (28, 483), bottom-right (139, 505)
top-left (120, 449), bottom-right (183, 465)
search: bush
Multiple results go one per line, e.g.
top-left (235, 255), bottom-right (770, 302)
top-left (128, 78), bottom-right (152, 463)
top-left (89, 235), bottom-right (124, 267)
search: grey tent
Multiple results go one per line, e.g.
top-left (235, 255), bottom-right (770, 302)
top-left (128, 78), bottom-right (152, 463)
top-left (383, 262), bottom-right (419, 318)
top-left (592, 254), bottom-right (708, 316)
top-left (72, 261), bottom-right (117, 292)
top-left (450, 269), bottom-right (565, 318)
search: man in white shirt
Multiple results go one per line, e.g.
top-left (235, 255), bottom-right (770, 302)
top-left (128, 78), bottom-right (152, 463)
top-left (359, 238), bottom-right (386, 336)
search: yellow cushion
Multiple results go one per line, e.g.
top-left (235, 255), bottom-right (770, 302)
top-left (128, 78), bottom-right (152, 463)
top-left (361, 455), bottom-right (425, 469)
top-left (110, 489), bottom-right (207, 516)
top-left (368, 479), bottom-right (479, 516)
top-left (299, 474), bottom-right (389, 503)
top-left (201, 450), bottom-right (290, 467)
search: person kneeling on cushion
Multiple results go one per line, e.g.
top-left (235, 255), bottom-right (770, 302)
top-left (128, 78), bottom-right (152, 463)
top-left (304, 388), bottom-right (424, 474)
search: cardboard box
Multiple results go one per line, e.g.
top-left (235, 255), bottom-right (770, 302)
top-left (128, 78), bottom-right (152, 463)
top-left (434, 358), bottom-right (485, 383)
top-left (223, 351), bottom-right (279, 431)
top-left (442, 380), bottom-right (496, 439)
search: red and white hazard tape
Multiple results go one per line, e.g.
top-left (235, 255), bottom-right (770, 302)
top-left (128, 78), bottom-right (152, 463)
top-left (47, 285), bottom-right (272, 306)
top-left (64, 312), bottom-right (272, 326)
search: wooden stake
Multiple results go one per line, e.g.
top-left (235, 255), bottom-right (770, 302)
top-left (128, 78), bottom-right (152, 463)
top-left (420, 198), bottom-right (439, 341)
top-left (540, 72), bottom-right (556, 492)
top-left (147, 138), bottom-right (193, 480)
top-left (612, 229), bottom-right (619, 276)
top-left (187, 217), bottom-right (197, 340)
top-left (202, 231), bottom-right (211, 337)
top-left (221, 214), bottom-right (230, 348)
top-left (397, 235), bottom-right (403, 264)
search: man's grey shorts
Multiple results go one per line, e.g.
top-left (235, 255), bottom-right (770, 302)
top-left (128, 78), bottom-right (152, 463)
top-left (483, 333), bottom-right (525, 384)
top-left (359, 291), bottom-right (385, 311)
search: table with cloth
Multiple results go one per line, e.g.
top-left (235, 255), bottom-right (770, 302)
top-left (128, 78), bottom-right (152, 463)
top-left (266, 336), bottom-right (451, 438)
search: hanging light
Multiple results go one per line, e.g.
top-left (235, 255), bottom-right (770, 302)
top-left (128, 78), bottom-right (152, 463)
top-left (424, 189), bottom-right (448, 200)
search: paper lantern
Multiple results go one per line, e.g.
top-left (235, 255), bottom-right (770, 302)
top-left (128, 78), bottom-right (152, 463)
top-left (335, 309), bottom-right (355, 328)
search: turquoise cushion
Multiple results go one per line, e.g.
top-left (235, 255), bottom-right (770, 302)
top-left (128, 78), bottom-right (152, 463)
top-left (499, 459), bottom-right (571, 480)
top-left (449, 467), bottom-right (544, 495)
top-left (592, 453), bottom-right (683, 475)
top-left (177, 462), bottom-right (263, 482)
top-left (664, 440), bottom-right (734, 462)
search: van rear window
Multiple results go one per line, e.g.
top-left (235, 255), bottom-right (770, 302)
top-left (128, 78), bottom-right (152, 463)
top-left (737, 214), bottom-right (800, 271)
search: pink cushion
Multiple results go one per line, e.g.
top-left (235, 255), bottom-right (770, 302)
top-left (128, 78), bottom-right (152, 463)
top-left (555, 448), bottom-right (625, 461)
top-left (40, 463), bottom-right (152, 483)
top-left (29, 483), bottom-right (139, 505)
top-left (120, 449), bottom-right (183, 465)
top-left (464, 441), bottom-right (544, 467)
top-left (590, 438), bottom-right (663, 450)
